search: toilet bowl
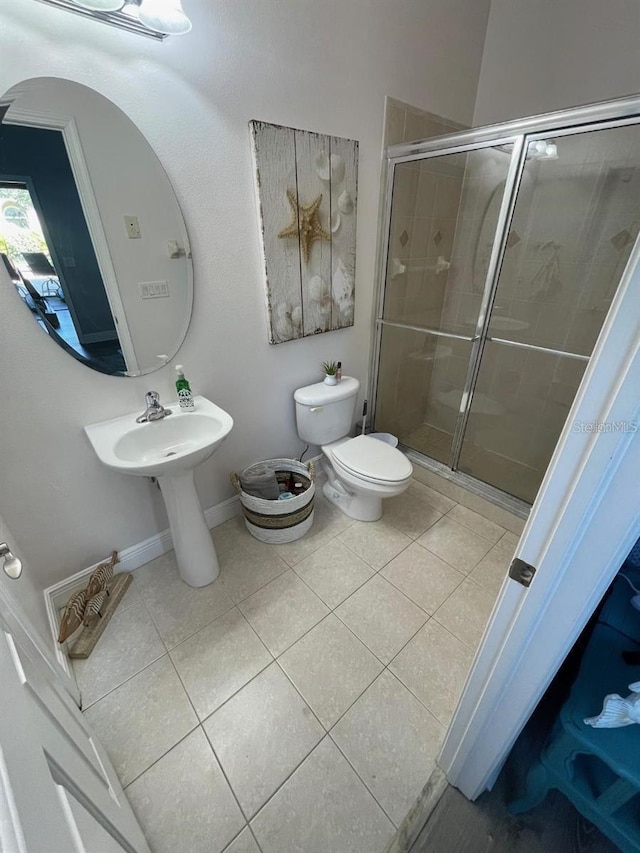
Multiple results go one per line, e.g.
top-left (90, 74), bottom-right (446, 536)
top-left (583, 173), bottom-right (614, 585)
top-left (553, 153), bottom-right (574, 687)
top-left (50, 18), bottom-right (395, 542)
top-left (294, 377), bottom-right (413, 521)
top-left (321, 434), bottom-right (412, 521)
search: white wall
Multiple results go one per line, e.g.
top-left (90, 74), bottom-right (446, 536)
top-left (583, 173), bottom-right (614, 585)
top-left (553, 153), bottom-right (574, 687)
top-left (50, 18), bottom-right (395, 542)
top-left (0, 0), bottom-right (490, 591)
top-left (474, 0), bottom-right (640, 126)
top-left (4, 77), bottom-right (192, 374)
top-left (0, 512), bottom-right (50, 643)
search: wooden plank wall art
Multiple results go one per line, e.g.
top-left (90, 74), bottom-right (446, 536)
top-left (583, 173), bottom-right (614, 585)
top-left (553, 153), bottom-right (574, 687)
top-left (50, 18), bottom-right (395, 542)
top-left (250, 121), bottom-right (358, 344)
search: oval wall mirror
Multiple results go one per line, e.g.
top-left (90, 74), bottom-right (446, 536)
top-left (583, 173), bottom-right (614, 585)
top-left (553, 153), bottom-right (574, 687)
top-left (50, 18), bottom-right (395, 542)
top-left (0, 78), bottom-right (193, 377)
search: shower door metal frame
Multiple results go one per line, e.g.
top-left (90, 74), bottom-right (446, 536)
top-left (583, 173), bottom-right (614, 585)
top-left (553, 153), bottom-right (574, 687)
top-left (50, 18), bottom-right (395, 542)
top-left (371, 93), bottom-right (640, 505)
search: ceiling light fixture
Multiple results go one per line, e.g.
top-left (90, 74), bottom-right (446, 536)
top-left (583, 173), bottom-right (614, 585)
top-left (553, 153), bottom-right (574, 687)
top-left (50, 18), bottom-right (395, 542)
top-left (33, 0), bottom-right (192, 40)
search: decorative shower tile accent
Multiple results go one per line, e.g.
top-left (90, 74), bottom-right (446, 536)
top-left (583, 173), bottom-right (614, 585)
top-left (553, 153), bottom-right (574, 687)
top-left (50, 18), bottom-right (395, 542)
top-left (331, 671), bottom-right (445, 825)
top-left (278, 614), bottom-right (383, 728)
top-left (238, 570), bottom-right (329, 657)
top-left (126, 728), bottom-right (244, 853)
top-left (399, 229), bottom-right (410, 247)
top-left (610, 228), bottom-right (634, 251)
top-left (170, 607), bottom-right (272, 720)
top-left (433, 229), bottom-right (443, 245)
top-left (506, 229), bottom-right (521, 248)
top-left (336, 575), bottom-right (427, 663)
top-left (381, 542), bottom-right (465, 614)
top-left (84, 656), bottom-right (197, 787)
top-left (250, 738), bottom-right (394, 853)
top-left (390, 619), bottom-right (474, 726)
top-left (203, 663), bottom-right (323, 818)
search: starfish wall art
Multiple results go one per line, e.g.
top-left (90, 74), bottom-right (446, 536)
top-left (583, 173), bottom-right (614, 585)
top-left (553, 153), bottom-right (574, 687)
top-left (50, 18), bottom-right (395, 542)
top-left (250, 120), bottom-right (358, 343)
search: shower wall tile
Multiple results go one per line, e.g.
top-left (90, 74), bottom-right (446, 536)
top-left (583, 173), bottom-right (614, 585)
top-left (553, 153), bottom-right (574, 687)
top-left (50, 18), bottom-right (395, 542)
top-left (384, 99), bottom-right (407, 147)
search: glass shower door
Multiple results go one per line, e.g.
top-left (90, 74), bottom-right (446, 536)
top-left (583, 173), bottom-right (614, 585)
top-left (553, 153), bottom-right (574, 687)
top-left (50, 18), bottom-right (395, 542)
top-left (456, 122), bottom-right (640, 502)
top-left (374, 144), bottom-right (517, 465)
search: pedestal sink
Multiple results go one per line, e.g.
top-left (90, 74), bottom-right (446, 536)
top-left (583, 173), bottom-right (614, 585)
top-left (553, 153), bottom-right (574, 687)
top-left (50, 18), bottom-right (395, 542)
top-left (85, 396), bottom-right (233, 588)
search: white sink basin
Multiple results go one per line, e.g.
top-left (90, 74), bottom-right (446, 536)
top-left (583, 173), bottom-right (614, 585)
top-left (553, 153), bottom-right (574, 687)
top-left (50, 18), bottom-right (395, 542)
top-left (85, 396), bottom-right (233, 478)
top-left (85, 396), bottom-right (233, 588)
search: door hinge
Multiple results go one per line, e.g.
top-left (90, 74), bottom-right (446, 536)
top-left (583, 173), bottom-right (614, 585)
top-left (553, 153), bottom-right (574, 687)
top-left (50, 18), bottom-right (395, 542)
top-left (509, 557), bottom-right (536, 588)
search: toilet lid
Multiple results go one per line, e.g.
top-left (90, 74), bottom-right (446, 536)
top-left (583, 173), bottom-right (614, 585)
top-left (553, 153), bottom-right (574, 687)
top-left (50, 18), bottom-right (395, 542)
top-left (332, 435), bottom-right (412, 483)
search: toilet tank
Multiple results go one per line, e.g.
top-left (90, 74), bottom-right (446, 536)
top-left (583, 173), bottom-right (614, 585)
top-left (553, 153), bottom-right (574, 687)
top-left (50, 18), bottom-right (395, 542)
top-left (294, 377), bottom-right (360, 444)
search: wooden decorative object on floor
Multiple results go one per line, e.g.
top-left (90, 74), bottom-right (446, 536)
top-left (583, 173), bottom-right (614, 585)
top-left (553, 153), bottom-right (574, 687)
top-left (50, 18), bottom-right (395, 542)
top-left (57, 589), bottom-right (89, 643)
top-left (69, 573), bottom-right (132, 660)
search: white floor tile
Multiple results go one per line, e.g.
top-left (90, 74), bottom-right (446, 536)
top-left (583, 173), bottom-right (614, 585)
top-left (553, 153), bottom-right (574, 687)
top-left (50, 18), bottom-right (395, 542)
top-left (331, 671), bottom-right (445, 825)
top-left (84, 657), bottom-right (197, 786)
top-left (293, 538), bottom-right (374, 608)
top-left (390, 619), bottom-right (474, 726)
top-left (126, 728), bottom-right (244, 853)
top-left (336, 575), bottom-right (427, 663)
top-left (211, 515), bottom-right (250, 555)
top-left (407, 479), bottom-right (457, 514)
top-left (218, 537), bottom-right (289, 603)
top-left (238, 570), bottom-right (329, 656)
top-left (250, 737), bottom-right (394, 853)
top-left (416, 516), bottom-right (492, 574)
top-left (170, 608), bottom-right (272, 720)
top-left (274, 498), bottom-right (354, 567)
top-left (433, 578), bottom-right (496, 649)
top-left (338, 520), bottom-right (412, 570)
top-left (135, 551), bottom-right (235, 648)
top-left (383, 491), bottom-right (443, 539)
top-left (279, 614), bottom-right (383, 728)
top-left (73, 602), bottom-right (165, 708)
top-left (223, 828), bottom-right (260, 853)
top-left (446, 504), bottom-right (506, 544)
top-left (497, 530), bottom-right (520, 554)
top-left (469, 545), bottom-right (512, 595)
top-left (204, 662), bottom-right (323, 818)
top-left (381, 542), bottom-right (465, 614)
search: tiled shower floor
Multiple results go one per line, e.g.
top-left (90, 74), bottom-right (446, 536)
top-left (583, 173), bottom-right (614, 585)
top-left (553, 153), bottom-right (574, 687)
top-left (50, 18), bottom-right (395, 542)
top-left (72, 474), bottom-right (523, 853)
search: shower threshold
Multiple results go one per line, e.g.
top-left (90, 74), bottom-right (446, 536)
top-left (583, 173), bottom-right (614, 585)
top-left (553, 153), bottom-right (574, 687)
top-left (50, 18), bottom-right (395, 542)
top-left (403, 446), bottom-right (531, 521)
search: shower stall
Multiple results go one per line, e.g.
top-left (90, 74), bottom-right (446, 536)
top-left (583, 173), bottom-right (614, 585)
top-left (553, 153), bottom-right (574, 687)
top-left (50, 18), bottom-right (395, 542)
top-left (372, 96), bottom-right (640, 509)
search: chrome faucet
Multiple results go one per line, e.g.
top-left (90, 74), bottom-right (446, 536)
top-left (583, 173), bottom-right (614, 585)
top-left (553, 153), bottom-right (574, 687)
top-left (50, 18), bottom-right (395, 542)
top-left (136, 391), bottom-right (172, 423)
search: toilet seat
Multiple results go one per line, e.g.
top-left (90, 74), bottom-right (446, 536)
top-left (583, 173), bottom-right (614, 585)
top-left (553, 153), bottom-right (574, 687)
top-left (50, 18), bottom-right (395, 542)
top-left (330, 435), bottom-right (412, 485)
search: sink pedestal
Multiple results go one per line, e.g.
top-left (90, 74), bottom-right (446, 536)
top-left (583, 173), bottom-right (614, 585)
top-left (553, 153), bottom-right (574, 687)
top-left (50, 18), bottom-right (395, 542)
top-left (157, 471), bottom-right (219, 587)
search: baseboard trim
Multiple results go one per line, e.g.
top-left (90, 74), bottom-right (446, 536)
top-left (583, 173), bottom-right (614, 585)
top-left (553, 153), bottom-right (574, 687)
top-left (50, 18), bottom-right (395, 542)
top-left (44, 494), bottom-right (241, 676)
top-left (384, 765), bottom-right (448, 853)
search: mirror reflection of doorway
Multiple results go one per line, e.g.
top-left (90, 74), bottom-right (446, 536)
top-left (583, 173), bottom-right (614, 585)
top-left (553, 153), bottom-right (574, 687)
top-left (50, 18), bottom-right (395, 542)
top-left (375, 121), bottom-right (640, 506)
top-left (0, 123), bottom-right (126, 374)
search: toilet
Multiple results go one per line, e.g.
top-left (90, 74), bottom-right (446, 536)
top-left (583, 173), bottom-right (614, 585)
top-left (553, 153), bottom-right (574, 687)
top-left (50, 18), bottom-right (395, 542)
top-left (294, 376), bottom-right (413, 521)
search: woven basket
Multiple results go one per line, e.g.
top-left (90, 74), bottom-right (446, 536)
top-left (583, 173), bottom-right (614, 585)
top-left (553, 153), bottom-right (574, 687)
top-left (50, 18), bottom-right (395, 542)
top-left (230, 458), bottom-right (316, 544)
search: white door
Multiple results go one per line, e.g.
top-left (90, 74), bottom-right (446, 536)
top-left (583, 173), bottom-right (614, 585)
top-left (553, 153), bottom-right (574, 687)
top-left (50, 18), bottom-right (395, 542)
top-left (0, 579), bottom-right (150, 852)
top-left (440, 234), bottom-right (640, 798)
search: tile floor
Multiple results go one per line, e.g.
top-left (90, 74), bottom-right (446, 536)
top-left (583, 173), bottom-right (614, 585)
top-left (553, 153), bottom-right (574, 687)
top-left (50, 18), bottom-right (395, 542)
top-left (73, 475), bottom-right (522, 853)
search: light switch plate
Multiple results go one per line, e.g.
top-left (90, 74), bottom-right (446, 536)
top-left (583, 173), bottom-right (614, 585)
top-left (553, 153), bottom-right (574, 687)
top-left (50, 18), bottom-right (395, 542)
top-left (124, 216), bottom-right (141, 239)
top-left (139, 281), bottom-right (169, 299)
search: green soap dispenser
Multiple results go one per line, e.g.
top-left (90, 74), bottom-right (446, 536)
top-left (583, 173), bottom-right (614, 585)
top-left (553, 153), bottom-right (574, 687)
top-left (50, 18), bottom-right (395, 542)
top-left (175, 364), bottom-right (195, 410)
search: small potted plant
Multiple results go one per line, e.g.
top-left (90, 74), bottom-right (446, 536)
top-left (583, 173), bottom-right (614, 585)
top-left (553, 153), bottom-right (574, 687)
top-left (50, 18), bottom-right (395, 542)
top-left (322, 361), bottom-right (338, 386)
